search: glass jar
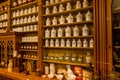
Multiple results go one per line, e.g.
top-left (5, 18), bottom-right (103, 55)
top-left (54, 54), bottom-right (58, 60)
top-left (32, 6), bottom-right (37, 13)
top-left (45, 0), bottom-right (49, 5)
top-left (50, 39), bottom-right (54, 47)
top-left (50, 0), bottom-right (54, 4)
top-left (16, 10), bottom-right (20, 16)
top-left (86, 52), bottom-right (92, 64)
top-left (78, 53), bottom-right (84, 63)
top-left (71, 53), bottom-right (77, 62)
top-left (18, 0), bottom-right (22, 5)
top-left (77, 39), bottom-right (82, 47)
top-left (43, 53), bottom-right (47, 60)
top-left (65, 53), bottom-right (70, 61)
top-left (22, 0), bottom-right (27, 4)
top-left (4, 4), bottom-right (8, 11)
top-left (28, 7), bottom-right (32, 14)
top-left (32, 15), bottom-right (36, 22)
top-left (59, 53), bottom-right (64, 61)
top-left (24, 17), bottom-right (28, 23)
top-left (24, 8), bottom-right (28, 15)
top-left (28, 16), bottom-right (32, 23)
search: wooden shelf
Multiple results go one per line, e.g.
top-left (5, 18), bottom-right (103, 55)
top-left (20, 42), bottom-right (38, 43)
top-left (43, 46), bottom-right (93, 49)
top-left (114, 46), bottom-right (120, 48)
top-left (0, 19), bottom-right (7, 22)
top-left (11, 1), bottom-right (38, 11)
top-left (43, 0), bottom-right (71, 7)
top-left (15, 30), bottom-right (38, 33)
top-left (23, 58), bottom-right (38, 60)
top-left (0, 11), bottom-right (7, 15)
top-left (115, 64), bottom-right (120, 68)
top-left (43, 60), bottom-right (90, 67)
top-left (43, 21), bottom-right (93, 28)
top-left (0, 27), bottom-right (7, 29)
top-left (11, 22), bottom-right (38, 27)
top-left (19, 49), bottom-right (38, 52)
top-left (43, 35), bottom-right (94, 39)
top-left (113, 27), bottom-right (120, 29)
top-left (12, 12), bottom-right (38, 19)
top-left (43, 6), bottom-right (93, 17)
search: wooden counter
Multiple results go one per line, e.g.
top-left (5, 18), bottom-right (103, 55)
top-left (0, 68), bottom-right (57, 80)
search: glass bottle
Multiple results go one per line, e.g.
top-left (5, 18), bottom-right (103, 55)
top-left (82, 25), bottom-right (89, 36)
top-left (76, 12), bottom-right (83, 22)
top-left (55, 39), bottom-right (59, 47)
top-left (52, 17), bottom-right (57, 25)
top-left (59, 4), bottom-right (64, 12)
top-left (65, 53), bottom-right (70, 61)
top-left (77, 39), bottom-right (82, 47)
top-left (61, 39), bottom-right (65, 47)
top-left (53, 6), bottom-right (57, 13)
top-left (85, 10), bottom-right (92, 21)
top-left (66, 2), bottom-right (71, 11)
top-left (66, 39), bottom-right (71, 47)
top-left (59, 53), bottom-right (64, 61)
top-left (58, 27), bottom-right (63, 37)
top-left (73, 26), bottom-right (79, 36)
top-left (51, 28), bottom-right (56, 37)
top-left (65, 26), bottom-right (71, 37)
top-left (83, 39), bottom-right (88, 47)
top-left (45, 29), bottom-right (50, 37)
top-left (76, 1), bottom-right (81, 9)
top-left (50, 39), bottom-right (54, 47)
top-left (78, 53), bottom-right (84, 63)
top-left (83, 0), bottom-right (89, 7)
top-left (71, 53), bottom-right (77, 62)
top-left (72, 39), bottom-right (76, 47)
top-left (86, 52), bottom-right (92, 64)
top-left (46, 18), bottom-right (51, 26)
top-left (45, 8), bottom-right (50, 15)
top-left (59, 15), bottom-right (65, 24)
top-left (66, 13), bottom-right (73, 23)
top-left (89, 38), bottom-right (93, 48)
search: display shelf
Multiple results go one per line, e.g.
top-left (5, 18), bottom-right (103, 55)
top-left (11, 22), bottom-right (38, 27)
top-left (43, 35), bottom-right (94, 39)
top-left (11, 1), bottom-right (38, 11)
top-left (23, 58), bottom-right (38, 61)
top-left (19, 42), bottom-right (38, 43)
top-left (114, 64), bottom-right (120, 68)
top-left (43, 21), bottom-right (93, 28)
top-left (0, 11), bottom-right (7, 15)
top-left (16, 30), bottom-right (38, 33)
top-left (11, 12), bottom-right (38, 19)
top-left (0, 27), bottom-right (7, 29)
top-left (113, 27), bottom-right (120, 29)
top-left (43, 60), bottom-right (90, 67)
top-left (19, 49), bottom-right (38, 52)
top-left (43, 46), bottom-right (93, 49)
top-left (114, 46), bottom-right (120, 48)
top-left (43, 0), bottom-right (71, 7)
top-left (43, 6), bottom-right (93, 17)
top-left (0, 19), bottom-right (7, 22)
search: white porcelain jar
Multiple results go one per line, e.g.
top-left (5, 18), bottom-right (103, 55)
top-left (89, 38), bottom-right (93, 48)
top-left (53, 6), bottom-right (57, 13)
top-left (4, 13), bottom-right (7, 19)
top-left (50, 63), bottom-right (55, 74)
top-left (50, 39), bottom-right (54, 47)
top-left (46, 18), bottom-right (51, 26)
top-left (76, 12), bottom-right (83, 22)
top-left (13, 11), bottom-right (16, 17)
top-left (18, 0), bottom-right (22, 5)
top-left (83, 39), bottom-right (88, 47)
top-left (85, 10), bottom-right (92, 21)
top-left (45, 0), bottom-right (49, 5)
top-left (55, 39), bottom-right (59, 47)
top-left (59, 4), bottom-right (64, 12)
top-left (24, 17), bottom-right (28, 23)
top-left (30, 25), bottom-right (34, 31)
top-left (32, 6), bottom-right (37, 13)
top-left (66, 2), bottom-right (71, 11)
top-left (50, 0), bottom-right (54, 4)
top-left (52, 17), bottom-right (57, 25)
top-left (17, 18), bottom-right (20, 24)
top-left (59, 15), bottom-right (65, 24)
top-left (28, 7), bottom-right (32, 14)
top-left (66, 39), bottom-right (70, 47)
top-left (45, 29), bottom-right (50, 37)
top-left (45, 39), bottom-right (49, 47)
top-left (83, 0), bottom-right (89, 7)
top-left (82, 25), bottom-right (89, 36)
top-left (20, 9), bottom-right (24, 15)
top-left (61, 39), bottom-right (65, 47)
top-left (26, 26), bottom-right (29, 31)
top-left (51, 28), bottom-right (56, 37)
top-left (45, 66), bottom-right (49, 74)
top-left (76, 1), bottom-right (81, 9)
top-left (28, 16), bottom-right (32, 23)
top-left (32, 15), bottom-right (36, 22)
top-left (77, 39), bottom-right (82, 47)
top-left (72, 39), bottom-right (76, 47)
top-left (24, 9), bottom-right (28, 15)
top-left (16, 10), bottom-right (20, 16)
top-left (65, 26), bottom-right (71, 37)
top-left (13, 19), bottom-right (17, 25)
top-left (66, 13), bottom-right (73, 23)
top-left (46, 8), bottom-right (50, 14)
top-left (55, 0), bottom-right (59, 3)
top-left (34, 25), bottom-right (38, 31)
top-left (20, 18), bottom-right (24, 24)
top-left (73, 26), bottom-right (79, 36)
top-left (58, 27), bottom-right (63, 37)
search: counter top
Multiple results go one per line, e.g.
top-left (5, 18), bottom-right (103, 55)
top-left (0, 68), bottom-right (57, 80)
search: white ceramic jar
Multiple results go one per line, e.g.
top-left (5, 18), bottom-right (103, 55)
top-left (24, 9), bottom-right (28, 15)
top-left (76, 12), bottom-right (83, 22)
top-left (66, 2), bottom-right (71, 11)
top-left (66, 13), bottom-right (73, 23)
top-left (16, 10), bottom-right (20, 16)
top-left (83, 0), bottom-right (89, 7)
top-left (73, 26), bottom-right (79, 36)
top-left (53, 6), bottom-right (57, 13)
top-left (28, 7), bottom-right (32, 14)
top-left (50, 0), bottom-right (54, 4)
top-left (51, 28), bottom-right (56, 37)
top-left (50, 39), bottom-right (54, 47)
top-left (28, 16), bottom-right (32, 23)
top-left (45, 39), bottom-right (49, 47)
top-left (52, 17), bottom-right (57, 25)
top-left (45, 28), bottom-right (50, 37)
top-left (59, 4), bottom-right (64, 12)
top-left (65, 26), bottom-right (71, 37)
top-left (89, 38), bottom-right (93, 48)
top-left (55, 39), bottom-right (59, 47)
top-left (76, 1), bottom-right (81, 9)
top-left (82, 25), bottom-right (89, 36)
top-left (46, 18), bottom-right (51, 26)
top-left (77, 39), bottom-right (82, 47)
top-left (58, 27), bottom-right (63, 37)
top-left (45, 0), bottom-right (49, 5)
top-left (66, 39), bottom-right (70, 47)
top-left (32, 6), bottom-right (37, 13)
top-left (24, 17), bottom-right (28, 23)
top-left (59, 15), bottom-right (65, 24)
top-left (61, 39), bottom-right (65, 47)
top-left (83, 39), bottom-right (88, 47)
top-left (72, 39), bottom-right (76, 47)
top-left (46, 8), bottom-right (50, 14)
top-left (32, 15), bottom-right (36, 22)
top-left (50, 63), bottom-right (55, 74)
top-left (86, 52), bottom-right (92, 64)
top-left (20, 9), bottom-right (24, 15)
top-left (85, 10), bottom-right (92, 21)
top-left (45, 66), bottom-right (49, 74)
